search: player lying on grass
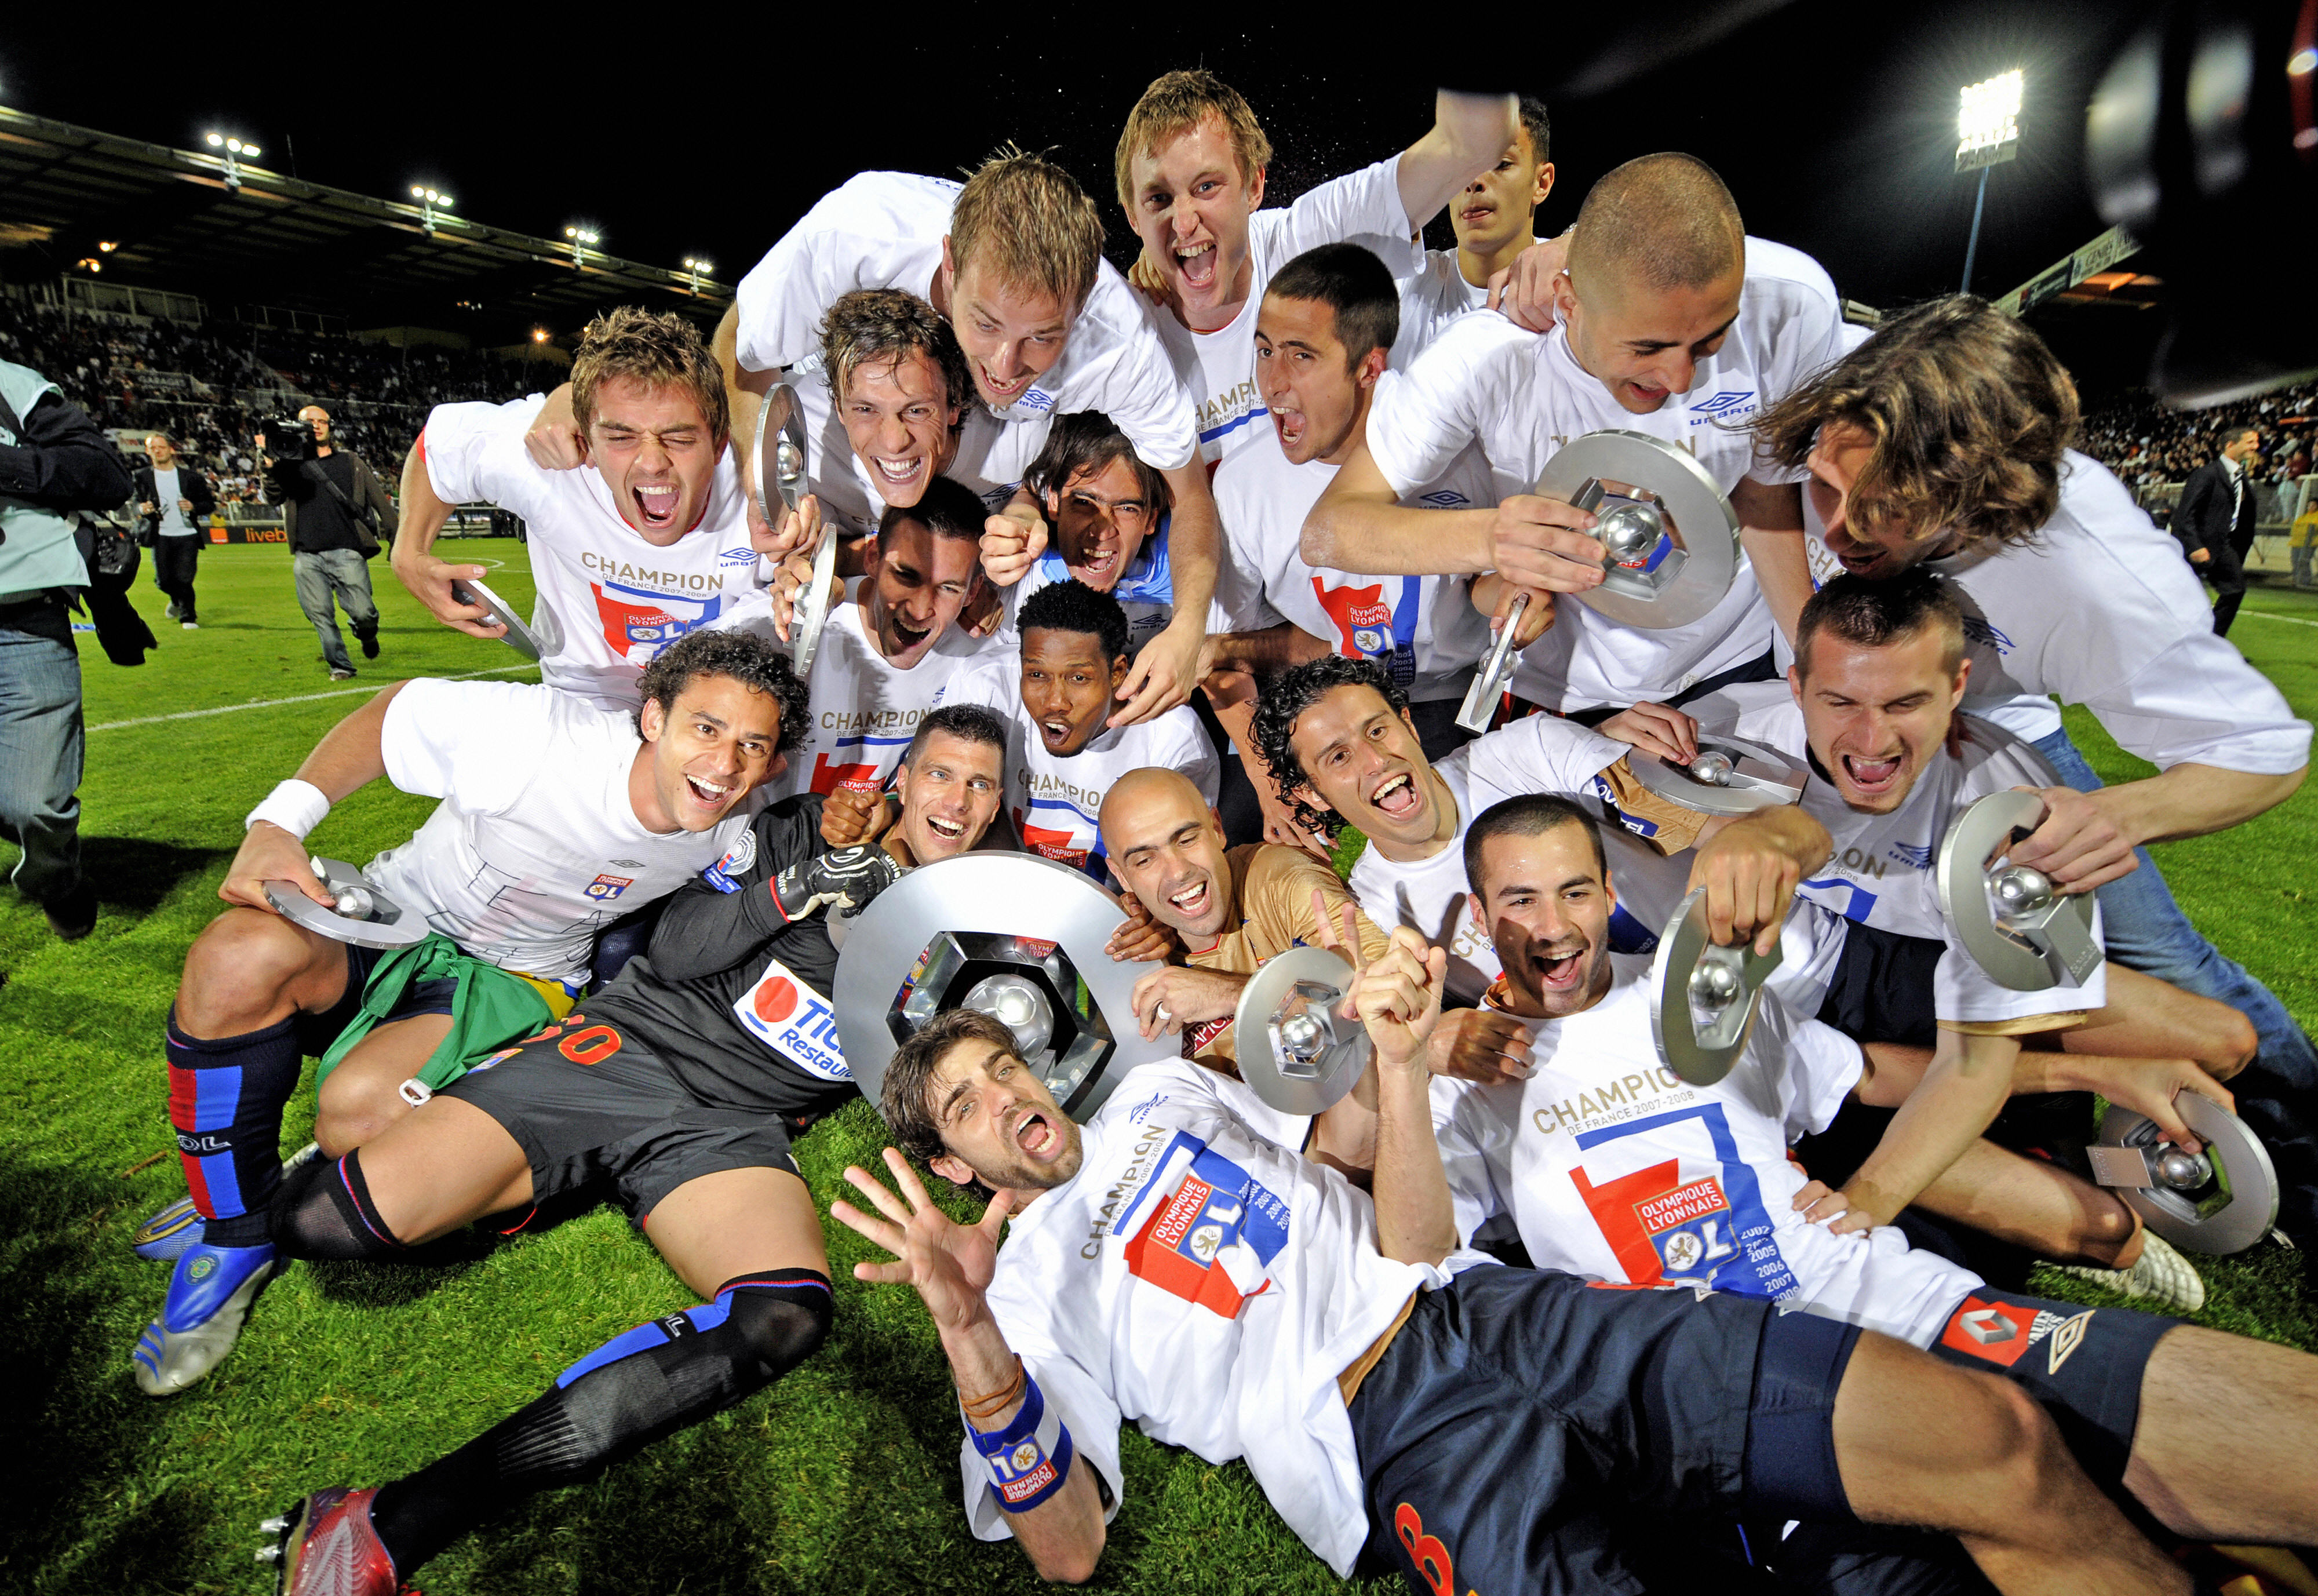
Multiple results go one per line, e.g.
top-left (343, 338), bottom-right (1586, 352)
top-left (253, 704), bottom-right (1016, 1595)
top-left (1675, 573), bottom-right (2261, 1302)
top-left (938, 580), bottom-right (1216, 878)
top-left (835, 990), bottom-right (2206, 1592)
top-left (720, 149), bottom-right (1220, 726)
top-left (395, 309), bottom-right (769, 710)
top-left (1755, 296), bottom-right (2318, 1245)
top-left (1431, 791), bottom-right (2318, 1556)
top-left (129, 631), bottom-right (804, 1397)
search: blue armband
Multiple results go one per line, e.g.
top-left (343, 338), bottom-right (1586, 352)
top-left (967, 1371), bottom-right (1075, 1514)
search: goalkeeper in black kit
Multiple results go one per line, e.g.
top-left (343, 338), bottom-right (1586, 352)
top-left (256, 705), bottom-right (1013, 1595)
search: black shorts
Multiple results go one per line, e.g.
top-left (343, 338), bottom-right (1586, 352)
top-left (1925, 1284), bottom-right (2179, 1488)
top-left (438, 1012), bottom-right (799, 1220)
top-left (293, 941), bottom-right (460, 1057)
top-left (1344, 1268), bottom-right (1861, 1593)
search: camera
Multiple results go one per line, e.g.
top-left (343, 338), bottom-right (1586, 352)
top-left (265, 416), bottom-right (319, 461)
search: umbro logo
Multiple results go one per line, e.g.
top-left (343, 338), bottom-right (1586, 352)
top-left (719, 547), bottom-right (760, 566)
top-left (1689, 389), bottom-right (1755, 416)
top-left (609, 859), bottom-right (646, 868)
top-left (1018, 388), bottom-right (1056, 414)
top-left (1961, 616), bottom-right (2016, 655)
top-left (1889, 841), bottom-right (1934, 869)
top-left (1416, 490), bottom-right (1471, 507)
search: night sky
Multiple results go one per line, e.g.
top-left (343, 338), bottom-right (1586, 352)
top-left (1, 5), bottom-right (2143, 323)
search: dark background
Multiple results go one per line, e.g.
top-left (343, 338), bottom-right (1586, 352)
top-left (0, 5), bottom-right (2159, 382)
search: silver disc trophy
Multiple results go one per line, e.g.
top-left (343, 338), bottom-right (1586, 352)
top-left (1649, 887), bottom-right (1784, 1085)
top-left (449, 576), bottom-right (561, 662)
top-left (263, 857), bottom-right (429, 949)
top-left (753, 382), bottom-right (836, 677)
top-left (835, 854), bottom-right (1176, 1120)
top-left (1536, 429), bottom-right (1743, 631)
top-left (1934, 790), bottom-right (2103, 992)
top-left (2087, 1094), bottom-right (2280, 1254)
top-left (1628, 731), bottom-right (1808, 817)
top-left (1231, 946), bottom-right (1369, 1116)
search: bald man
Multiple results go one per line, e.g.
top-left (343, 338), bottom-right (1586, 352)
top-left (1303, 152), bottom-right (1848, 722)
top-left (1098, 768), bottom-right (1387, 1072)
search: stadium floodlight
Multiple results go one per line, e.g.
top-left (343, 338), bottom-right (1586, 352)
top-left (1954, 69), bottom-right (2024, 294)
top-left (681, 256), bottom-right (712, 294)
top-left (410, 187), bottom-right (454, 234)
top-left (205, 130), bottom-right (258, 191)
top-left (564, 225), bottom-right (602, 259)
top-left (532, 328), bottom-right (549, 343)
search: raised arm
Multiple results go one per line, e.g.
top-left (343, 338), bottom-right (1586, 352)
top-left (391, 443), bottom-right (502, 638)
top-left (1355, 927), bottom-right (1456, 1265)
top-left (833, 1153), bottom-right (1108, 1583)
top-left (1111, 460), bottom-right (1223, 727)
top-left (1395, 92), bottom-right (1521, 228)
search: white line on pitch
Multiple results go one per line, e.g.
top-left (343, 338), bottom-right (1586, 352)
top-left (2243, 609), bottom-right (2318, 629)
top-left (89, 664), bottom-right (537, 732)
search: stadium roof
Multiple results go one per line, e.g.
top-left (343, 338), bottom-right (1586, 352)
top-left (0, 107), bottom-right (732, 341)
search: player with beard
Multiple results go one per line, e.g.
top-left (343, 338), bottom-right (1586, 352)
top-left (834, 990), bottom-right (2206, 1594)
top-left (398, 309), bottom-right (764, 710)
top-left (1428, 794), bottom-right (2318, 1580)
top-left (1251, 654), bottom-right (1831, 1086)
top-left (721, 150), bottom-right (1220, 727)
top-left (1751, 303), bottom-right (2318, 1247)
top-left (750, 475), bottom-right (1007, 801)
top-left (1397, 96), bottom-right (1557, 358)
top-left (1306, 153), bottom-right (1845, 719)
top-left (130, 632), bottom-right (802, 1397)
top-left (256, 705), bottom-right (1009, 1596)
top-left (1115, 71), bottom-right (1515, 461)
top-left (941, 580), bottom-right (1215, 878)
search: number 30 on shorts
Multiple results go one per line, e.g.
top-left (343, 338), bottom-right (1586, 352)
top-left (557, 1023), bottom-right (623, 1065)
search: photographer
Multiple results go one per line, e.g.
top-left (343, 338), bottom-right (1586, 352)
top-left (134, 431), bottom-right (214, 629)
top-left (259, 405), bottom-right (395, 681)
top-left (0, 355), bottom-right (136, 940)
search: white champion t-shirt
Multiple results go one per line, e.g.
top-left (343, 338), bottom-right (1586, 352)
top-left (1690, 682), bottom-right (2108, 1025)
top-left (734, 172), bottom-right (1198, 473)
top-left (968, 1054), bottom-right (1494, 1577)
top-left (731, 590), bottom-right (1008, 801)
top-left (939, 658), bottom-right (1219, 879)
top-left (788, 362), bottom-right (1031, 543)
top-left (1344, 712), bottom-right (1651, 1003)
top-left (421, 396), bottom-right (764, 711)
top-left (1433, 960), bottom-right (1977, 1349)
top-left (1394, 245), bottom-right (1503, 369)
top-left (366, 679), bottom-right (754, 984)
top-left (1211, 417), bottom-right (1495, 703)
top-left (1367, 238), bottom-right (1848, 712)
top-left (1913, 451), bottom-right (2312, 774)
top-left (1152, 158), bottom-right (1417, 465)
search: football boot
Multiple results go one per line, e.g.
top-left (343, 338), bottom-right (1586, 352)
top-left (131, 1240), bottom-right (277, 1395)
top-left (132, 1142), bottom-right (322, 1262)
top-left (255, 1487), bottom-right (401, 1596)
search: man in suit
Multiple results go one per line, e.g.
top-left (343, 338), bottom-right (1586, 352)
top-left (2172, 426), bottom-right (2263, 636)
top-left (134, 432), bottom-right (216, 629)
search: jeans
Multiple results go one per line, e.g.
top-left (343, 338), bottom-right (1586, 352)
top-left (293, 548), bottom-right (378, 672)
top-left (0, 599), bottom-right (85, 903)
top-left (2033, 726), bottom-right (2316, 1087)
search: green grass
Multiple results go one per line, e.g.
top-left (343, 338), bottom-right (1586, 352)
top-left (2, 547), bottom-right (2313, 1594)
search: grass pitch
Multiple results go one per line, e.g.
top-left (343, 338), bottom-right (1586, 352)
top-left (2, 541), bottom-right (2312, 1594)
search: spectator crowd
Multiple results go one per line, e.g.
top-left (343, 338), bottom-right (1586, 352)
top-left (2079, 376), bottom-right (2317, 518)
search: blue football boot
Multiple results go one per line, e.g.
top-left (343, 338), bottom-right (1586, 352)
top-left (132, 1240), bottom-right (278, 1395)
top-left (131, 1142), bottom-right (322, 1263)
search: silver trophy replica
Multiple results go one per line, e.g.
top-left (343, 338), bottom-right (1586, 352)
top-left (753, 382), bottom-right (836, 678)
top-left (1934, 790), bottom-right (2104, 992)
top-left (834, 853), bottom-right (1176, 1118)
top-left (2087, 1095), bottom-right (2280, 1255)
top-left (1231, 947), bottom-right (1370, 1116)
top-left (450, 576), bottom-right (562, 663)
top-left (1628, 731), bottom-right (1808, 817)
top-left (263, 857), bottom-right (429, 949)
top-left (1649, 887), bottom-right (1784, 1086)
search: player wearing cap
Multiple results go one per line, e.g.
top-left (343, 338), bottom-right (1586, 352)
top-left (720, 150), bottom-right (1220, 726)
top-left (1115, 72), bottom-right (1515, 462)
top-left (1433, 793), bottom-right (2318, 1566)
top-left (396, 309), bottom-right (764, 710)
top-left (749, 475), bottom-right (1008, 803)
top-left (836, 983), bottom-right (2200, 1593)
top-left (129, 631), bottom-right (804, 1398)
top-left (940, 581), bottom-right (1215, 879)
top-left (1306, 153), bottom-right (1846, 717)
top-left (256, 705), bottom-right (1008, 1596)
top-left (1396, 96), bottom-right (1557, 358)
top-left (1754, 300), bottom-right (2318, 1245)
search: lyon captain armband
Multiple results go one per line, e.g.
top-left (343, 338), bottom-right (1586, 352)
top-left (966, 1372), bottom-right (1074, 1513)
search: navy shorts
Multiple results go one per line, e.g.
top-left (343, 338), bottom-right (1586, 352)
top-left (1344, 1267), bottom-right (1865, 1594)
top-left (1925, 1284), bottom-right (2179, 1488)
top-left (292, 941), bottom-right (460, 1057)
top-left (439, 1012), bottom-right (799, 1221)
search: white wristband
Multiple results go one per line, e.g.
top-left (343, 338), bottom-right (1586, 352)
top-left (245, 778), bottom-right (331, 840)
